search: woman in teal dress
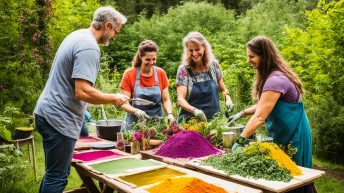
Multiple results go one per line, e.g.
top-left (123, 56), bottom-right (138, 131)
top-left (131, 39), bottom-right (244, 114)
top-left (229, 36), bottom-right (314, 192)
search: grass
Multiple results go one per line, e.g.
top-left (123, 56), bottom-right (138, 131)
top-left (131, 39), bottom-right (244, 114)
top-left (2, 131), bottom-right (343, 193)
top-left (315, 176), bottom-right (343, 193)
top-left (313, 157), bottom-right (344, 193)
top-left (313, 157), bottom-right (344, 170)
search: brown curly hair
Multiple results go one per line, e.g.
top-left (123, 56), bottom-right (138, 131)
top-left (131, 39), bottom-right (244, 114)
top-left (132, 40), bottom-right (158, 67)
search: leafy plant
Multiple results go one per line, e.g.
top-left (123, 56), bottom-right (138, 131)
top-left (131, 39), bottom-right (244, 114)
top-left (0, 148), bottom-right (28, 192)
top-left (123, 130), bottom-right (134, 145)
top-left (205, 113), bottom-right (229, 146)
top-left (204, 142), bottom-right (297, 182)
top-left (0, 115), bottom-right (12, 142)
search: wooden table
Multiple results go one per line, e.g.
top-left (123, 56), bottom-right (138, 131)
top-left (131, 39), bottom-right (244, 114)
top-left (74, 136), bottom-right (115, 151)
top-left (71, 160), bottom-right (146, 193)
top-left (140, 149), bottom-right (325, 193)
top-left (186, 159), bottom-right (325, 193)
top-left (70, 148), bottom-right (139, 193)
top-left (140, 149), bottom-right (192, 168)
top-left (70, 155), bottom-right (262, 193)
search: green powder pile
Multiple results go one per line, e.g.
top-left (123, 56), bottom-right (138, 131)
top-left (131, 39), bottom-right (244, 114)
top-left (89, 158), bottom-right (163, 175)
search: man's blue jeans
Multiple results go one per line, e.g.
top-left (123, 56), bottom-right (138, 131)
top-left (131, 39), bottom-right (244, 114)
top-left (35, 114), bottom-right (76, 193)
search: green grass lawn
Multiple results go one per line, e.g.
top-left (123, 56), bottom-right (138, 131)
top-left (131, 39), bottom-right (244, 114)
top-left (315, 176), bottom-right (343, 193)
top-left (3, 130), bottom-right (344, 193)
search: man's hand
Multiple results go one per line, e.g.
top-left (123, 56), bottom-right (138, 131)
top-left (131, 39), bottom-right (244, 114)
top-left (135, 110), bottom-right (149, 120)
top-left (113, 93), bottom-right (129, 106)
top-left (193, 108), bottom-right (207, 121)
top-left (228, 111), bottom-right (244, 125)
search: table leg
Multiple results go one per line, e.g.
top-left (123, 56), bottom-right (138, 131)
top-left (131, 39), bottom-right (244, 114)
top-left (32, 137), bottom-right (37, 179)
top-left (28, 143), bottom-right (31, 162)
top-left (101, 185), bottom-right (114, 193)
top-left (73, 164), bottom-right (100, 193)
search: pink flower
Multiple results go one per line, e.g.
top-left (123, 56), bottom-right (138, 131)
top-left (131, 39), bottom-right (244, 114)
top-left (133, 131), bottom-right (143, 142)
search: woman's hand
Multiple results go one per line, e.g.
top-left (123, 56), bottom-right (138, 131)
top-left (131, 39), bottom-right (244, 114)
top-left (135, 110), bottom-right (149, 120)
top-left (167, 113), bottom-right (175, 125)
top-left (193, 108), bottom-right (207, 121)
top-left (228, 112), bottom-right (244, 125)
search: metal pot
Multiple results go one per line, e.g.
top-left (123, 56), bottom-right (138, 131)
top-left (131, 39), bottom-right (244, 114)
top-left (222, 132), bottom-right (236, 148)
top-left (226, 124), bottom-right (245, 139)
top-left (96, 120), bottom-right (124, 141)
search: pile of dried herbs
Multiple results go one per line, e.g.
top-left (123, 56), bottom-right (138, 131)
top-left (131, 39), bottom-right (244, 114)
top-left (204, 143), bottom-right (294, 182)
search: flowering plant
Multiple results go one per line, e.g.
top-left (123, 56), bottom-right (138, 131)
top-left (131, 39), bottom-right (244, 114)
top-left (183, 118), bottom-right (210, 138)
top-left (131, 119), bottom-right (163, 150)
top-left (162, 122), bottom-right (182, 138)
top-left (132, 130), bottom-right (144, 142)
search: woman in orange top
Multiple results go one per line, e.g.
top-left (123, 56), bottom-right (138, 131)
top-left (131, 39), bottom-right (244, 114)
top-left (120, 40), bottom-right (174, 128)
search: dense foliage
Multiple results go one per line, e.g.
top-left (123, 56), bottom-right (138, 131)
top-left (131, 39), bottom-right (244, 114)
top-left (283, 0), bottom-right (344, 163)
top-left (0, 0), bottom-right (343, 164)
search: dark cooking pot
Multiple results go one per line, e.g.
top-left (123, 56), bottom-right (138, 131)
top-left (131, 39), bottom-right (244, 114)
top-left (96, 120), bottom-right (124, 141)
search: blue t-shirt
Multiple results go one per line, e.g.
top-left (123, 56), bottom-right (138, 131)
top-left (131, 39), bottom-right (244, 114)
top-left (34, 29), bottom-right (100, 139)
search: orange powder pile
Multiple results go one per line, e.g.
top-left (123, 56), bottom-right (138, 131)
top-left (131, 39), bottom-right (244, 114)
top-left (147, 177), bottom-right (228, 193)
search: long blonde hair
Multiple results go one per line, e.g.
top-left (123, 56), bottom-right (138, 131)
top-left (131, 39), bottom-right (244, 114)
top-left (182, 32), bottom-right (214, 68)
top-left (247, 36), bottom-right (304, 101)
top-left (132, 40), bottom-right (158, 67)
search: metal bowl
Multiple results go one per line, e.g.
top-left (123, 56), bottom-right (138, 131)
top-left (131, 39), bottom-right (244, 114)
top-left (90, 142), bottom-right (116, 150)
top-left (226, 124), bottom-right (245, 138)
top-left (96, 120), bottom-right (124, 141)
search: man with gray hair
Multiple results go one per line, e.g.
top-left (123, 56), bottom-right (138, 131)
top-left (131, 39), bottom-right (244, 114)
top-left (34, 6), bottom-right (128, 193)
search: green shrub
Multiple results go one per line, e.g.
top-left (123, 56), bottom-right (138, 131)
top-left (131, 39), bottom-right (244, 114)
top-left (107, 2), bottom-right (237, 77)
top-left (283, 0), bottom-right (344, 164)
top-left (305, 96), bottom-right (344, 164)
top-left (0, 148), bottom-right (29, 193)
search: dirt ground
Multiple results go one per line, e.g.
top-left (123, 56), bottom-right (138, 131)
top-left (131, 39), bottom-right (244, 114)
top-left (313, 165), bottom-right (344, 183)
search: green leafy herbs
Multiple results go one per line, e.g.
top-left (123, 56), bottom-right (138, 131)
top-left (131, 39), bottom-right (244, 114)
top-left (206, 113), bottom-right (228, 146)
top-left (204, 148), bottom-right (292, 182)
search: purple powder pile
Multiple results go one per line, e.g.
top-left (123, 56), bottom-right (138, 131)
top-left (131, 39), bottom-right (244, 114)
top-left (155, 130), bottom-right (220, 158)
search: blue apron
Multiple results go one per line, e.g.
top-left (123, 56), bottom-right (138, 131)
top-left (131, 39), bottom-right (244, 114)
top-left (177, 68), bottom-right (220, 123)
top-left (125, 67), bottom-right (162, 128)
top-left (265, 99), bottom-right (312, 168)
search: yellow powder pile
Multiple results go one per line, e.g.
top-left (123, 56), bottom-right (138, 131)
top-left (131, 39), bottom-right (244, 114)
top-left (147, 177), bottom-right (228, 193)
top-left (245, 142), bottom-right (302, 176)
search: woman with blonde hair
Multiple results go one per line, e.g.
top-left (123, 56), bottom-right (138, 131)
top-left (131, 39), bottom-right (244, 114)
top-left (229, 36), bottom-right (313, 172)
top-left (176, 32), bottom-right (234, 122)
top-left (120, 40), bottom-right (174, 128)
